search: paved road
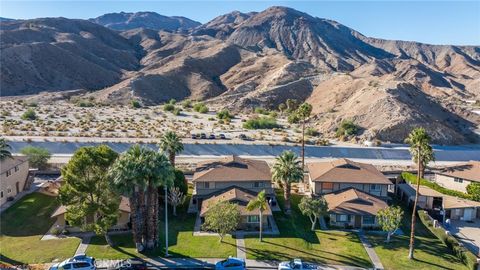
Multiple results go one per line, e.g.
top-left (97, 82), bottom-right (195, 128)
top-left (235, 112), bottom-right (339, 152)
top-left (7, 141), bottom-right (480, 163)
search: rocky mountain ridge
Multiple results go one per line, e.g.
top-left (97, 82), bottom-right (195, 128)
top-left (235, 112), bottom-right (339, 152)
top-left (0, 6), bottom-right (479, 144)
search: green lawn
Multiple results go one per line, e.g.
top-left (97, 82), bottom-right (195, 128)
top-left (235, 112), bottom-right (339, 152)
top-left (86, 189), bottom-right (236, 259)
top-left (366, 200), bottom-right (469, 270)
top-left (0, 193), bottom-right (81, 264)
top-left (244, 191), bottom-right (372, 268)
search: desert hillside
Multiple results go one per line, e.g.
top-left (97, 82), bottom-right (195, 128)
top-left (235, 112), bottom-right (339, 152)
top-left (1, 6), bottom-right (479, 144)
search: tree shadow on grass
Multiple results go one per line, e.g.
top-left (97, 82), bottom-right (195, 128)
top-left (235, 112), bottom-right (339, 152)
top-left (0, 254), bottom-right (25, 266)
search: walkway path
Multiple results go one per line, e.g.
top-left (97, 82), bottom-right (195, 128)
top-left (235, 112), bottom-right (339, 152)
top-left (357, 231), bottom-right (383, 270)
top-left (235, 232), bottom-right (246, 260)
top-left (75, 234), bottom-right (92, 255)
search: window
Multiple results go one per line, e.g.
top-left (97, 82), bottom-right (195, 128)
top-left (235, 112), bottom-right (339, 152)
top-left (247, 215), bottom-right (260, 223)
top-left (336, 214), bottom-right (348, 222)
top-left (454, 178), bottom-right (464, 183)
top-left (1, 191), bottom-right (3, 198)
top-left (370, 184), bottom-right (380, 190)
top-left (60, 264), bottom-right (72, 270)
top-left (6, 170), bottom-right (11, 177)
top-left (7, 188), bottom-right (11, 194)
top-left (363, 216), bottom-right (375, 225)
top-left (14, 166), bottom-right (19, 172)
top-left (73, 263), bottom-right (90, 268)
top-left (253, 182), bottom-right (264, 188)
top-left (322, 182), bottom-right (333, 189)
top-left (204, 182), bottom-right (210, 189)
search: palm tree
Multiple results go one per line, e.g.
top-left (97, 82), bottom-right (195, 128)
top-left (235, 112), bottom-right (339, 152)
top-left (405, 128), bottom-right (434, 260)
top-left (159, 131), bottom-right (184, 167)
top-left (296, 103), bottom-right (312, 172)
top-left (246, 190), bottom-right (268, 241)
top-left (272, 151), bottom-right (304, 214)
top-left (109, 145), bottom-right (148, 252)
top-left (0, 138), bottom-right (13, 161)
top-left (109, 145), bottom-right (174, 251)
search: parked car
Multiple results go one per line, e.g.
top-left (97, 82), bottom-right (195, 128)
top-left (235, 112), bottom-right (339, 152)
top-left (215, 257), bottom-right (246, 270)
top-left (278, 259), bottom-right (318, 270)
top-left (49, 254), bottom-right (96, 270)
top-left (191, 134), bottom-right (197, 139)
top-left (209, 134), bottom-right (216, 139)
top-left (238, 134), bottom-right (247, 140)
top-left (200, 133), bottom-right (207, 139)
top-left (219, 134), bottom-right (226, 139)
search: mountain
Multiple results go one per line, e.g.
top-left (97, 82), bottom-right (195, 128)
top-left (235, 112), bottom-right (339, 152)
top-left (90, 11), bottom-right (201, 31)
top-left (1, 7), bottom-right (479, 144)
top-left (0, 17), bottom-right (139, 95)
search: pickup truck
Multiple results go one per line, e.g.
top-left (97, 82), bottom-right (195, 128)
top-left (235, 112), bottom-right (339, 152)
top-left (278, 259), bottom-right (319, 270)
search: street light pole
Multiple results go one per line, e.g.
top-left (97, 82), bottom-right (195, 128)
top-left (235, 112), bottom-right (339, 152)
top-left (165, 186), bottom-right (169, 257)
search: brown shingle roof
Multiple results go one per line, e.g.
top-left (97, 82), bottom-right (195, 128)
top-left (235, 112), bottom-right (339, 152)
top-left (438, 161), bottom-right (480, 183)
top-left (307, 159), bottom-right (391, 184)
top-left (192, 156), bottom-right (271, 182)
top-left (199, 187), bottom-right (272, 217)
top-left (0, 156), bottom-right (28, 174)
top-left (323, 188), bottom-right (388, 216)
top-left (397, 183), bottom-right (444, 198)
top-left (51, 196), bottom-right (131, 217)
top-left (443, 195), bottom-right (480, 209)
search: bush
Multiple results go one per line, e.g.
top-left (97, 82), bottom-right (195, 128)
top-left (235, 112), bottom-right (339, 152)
top-left (217, 110), bottom-right (233, 121)
top-left (21, 108), bottom-right (37, 120)
top-left (131, 100), bottom-right (141, 108)
top-left (254, 107), bottom-right (268, 115)
top-left (77, 100), bottom-right (95, 107)
top-left (287, 113), bottom-right (300, 124)
top-left (418, 210), bottom-right (479, 270)
top-left (402, 172), bottom-right (474, 201)
top-left (51, 226), bottom-right (62, 236)
top-left (336, 120), bottom-right (358, 137)
top-left (173, 107), bottom-right (182, 116)
top-left (20, 146), bottom-right (51, 170)
top-left (182, 100), bottom-right (192, 108)
top-left (305, 127), bottom-right (320, 137)
top-left (173, 169), bottom-right (188, 195)
top-left (193, 103), bottom-right (208, 113)
top-left (316, 138), bottom-right (330, 146)
top-left (164, 103), bottom-right (175, 112)
top-left (243, 117), bottom-right (281, 129)
top-left (169, 99), bottom-right (177, 105)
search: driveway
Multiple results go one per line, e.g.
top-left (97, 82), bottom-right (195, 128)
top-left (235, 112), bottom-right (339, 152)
top-left (449, 219), bottom-right (480, 256)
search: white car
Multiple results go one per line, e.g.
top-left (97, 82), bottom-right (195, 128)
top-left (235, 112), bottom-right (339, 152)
top-left (278, 259), bottom-right (318, 270)
top-left (49, 254), bottom-right (96, 270)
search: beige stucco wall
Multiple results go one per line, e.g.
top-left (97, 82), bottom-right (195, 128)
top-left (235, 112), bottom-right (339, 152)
top-left (237, 215), bottom-right (269, 230)
top-left (0, 159), bottom-right (29, 206)
top-left (435, 174), bottom-right (471, 193)
top-left (312, 181), bottom-right (388, 197)
top-left (194, 180), bottom-right (274, 196)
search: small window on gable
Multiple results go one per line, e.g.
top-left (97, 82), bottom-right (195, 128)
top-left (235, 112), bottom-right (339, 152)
top-left (14, 166), bottom-right (19, 172)
top-left (454, 178), bottom-right (463, 183)
top-left (6, 170), bottom-right (11, 177)
top-left (204, 182), bottom-right (210, 189)
top-left (254, 182), bottom-right (264, 188)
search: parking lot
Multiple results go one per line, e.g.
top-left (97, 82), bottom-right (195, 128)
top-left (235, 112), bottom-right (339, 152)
top-left (449, 219), bottom-right (480, 256)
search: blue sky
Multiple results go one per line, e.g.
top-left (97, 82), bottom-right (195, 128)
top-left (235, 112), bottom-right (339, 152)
top-left (1, 1), bottom-right (479, 45)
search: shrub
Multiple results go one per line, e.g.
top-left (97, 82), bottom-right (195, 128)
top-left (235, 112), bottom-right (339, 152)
top-left (169, 99), bottom-right (177, 105)
top-left (51, 227), bottom-right (62, 236)
top-left (336, 120), bottom-right (358, 137)
top-left (181, 99), bottom-right (192, 108)
top-left (402, 172), bottom-right (474, 201)
top-left (77, 100), bottom-right (95, 107)
top-left (27, 102), bottom-right (38, 107)
top-left (243, 117), bottom-right (280, 129)
top-left (254, 107), bottom-right (268, 115)
top-left (164, 103), bottom-right (175, 112)
top-left (21, 108), bottom-right (37, 120)
top-left (305, 127), bottom-right (320, 137)
top-left (173, 108), bottom-right (182, 116)
top-left (20, 146), bottom-right (51, 170)
top-left (193, 103), bottom-right (208, 113)
top-left (131, 100), bottom-right (141, 108)
top-left (217, 110), bottom-right (233, 121)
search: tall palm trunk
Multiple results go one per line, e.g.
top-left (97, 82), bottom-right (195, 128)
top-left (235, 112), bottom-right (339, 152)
top-left (146, 183), bottom-right (156, 249)
top-left (138, 189), bottom-right (147, 249)
top-left (284, 181), bottom-right (291, 214)
top-left (408, 149), bottom-right (422, 259)
top-left (169, 151), bottom-right (175, 167)
top-left (301, 120), bottom-right (305, 172)
top-left (259, 211), bottom-right (263, 242)
top-left (131, 187), bottom-right (145, 252)
top-left (153, 188), bottom-right (159, 247)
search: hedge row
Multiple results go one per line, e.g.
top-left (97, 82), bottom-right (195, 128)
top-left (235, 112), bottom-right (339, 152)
top-left (418, 210), bottom-right (478, 270)
top-left (401, 172), bottom-right (474, 201)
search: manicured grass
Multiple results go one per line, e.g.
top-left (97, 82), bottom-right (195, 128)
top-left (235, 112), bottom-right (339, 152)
top-left (244, 191), bottom-right (372, 268)
top-left (86, 188), bottom-right (236, 259)
top-left (0, 193), bottom-right (81, 264)
top-left (368, 235), bottom-right (469, 270)
top-left (366, 200), bottom-right (469, 270)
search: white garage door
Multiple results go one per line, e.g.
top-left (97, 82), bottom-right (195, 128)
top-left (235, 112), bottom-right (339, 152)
top-left (463, 208), bottom-right (474, 221)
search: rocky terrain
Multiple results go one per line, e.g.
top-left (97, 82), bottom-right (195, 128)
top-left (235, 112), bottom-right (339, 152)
top-left (1, 6), bottom-right (479, 144)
